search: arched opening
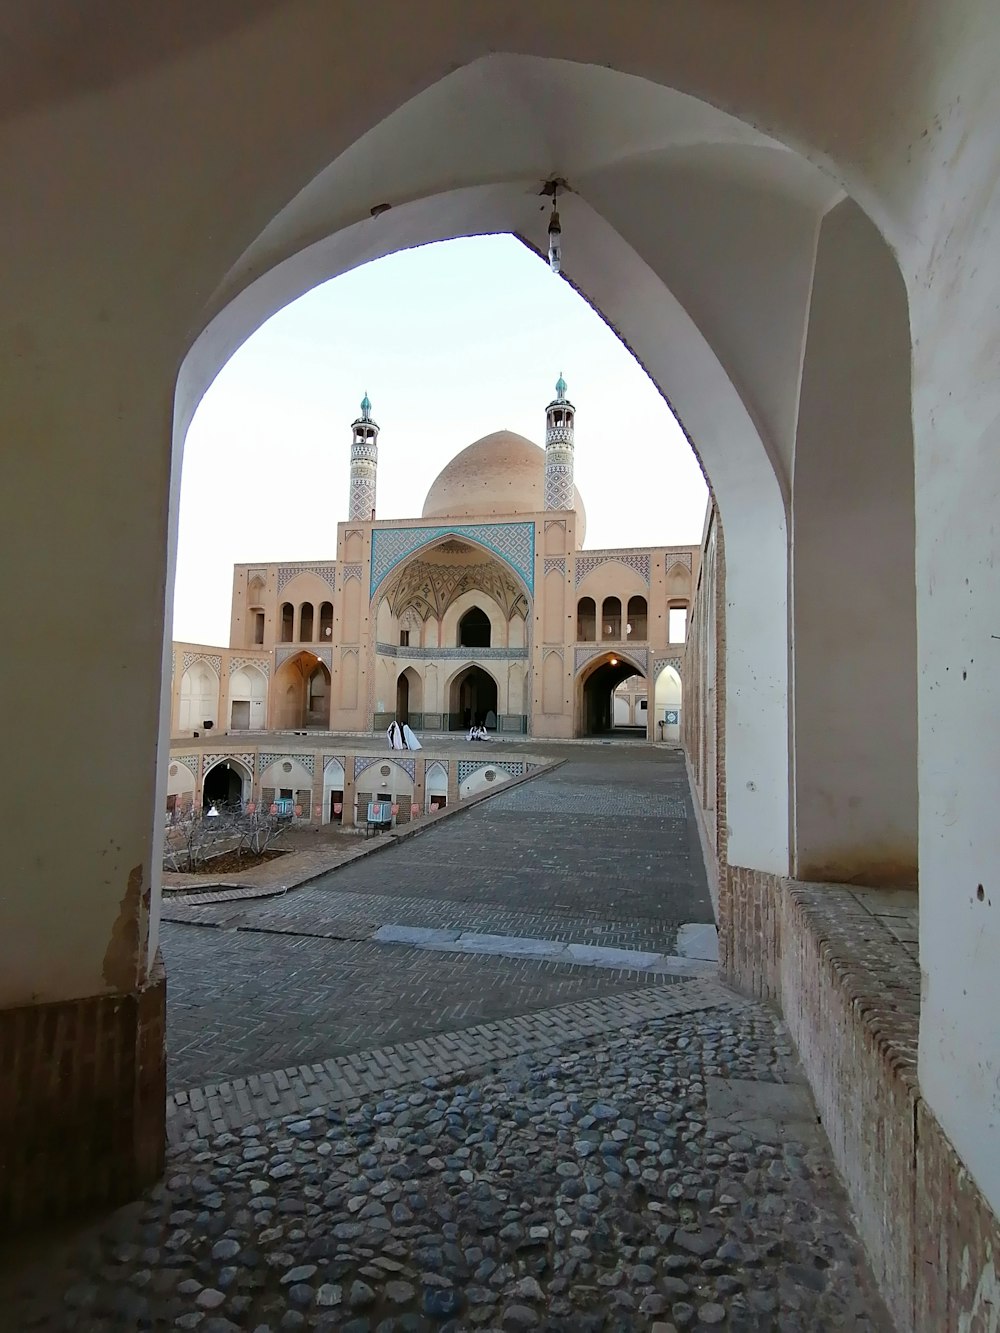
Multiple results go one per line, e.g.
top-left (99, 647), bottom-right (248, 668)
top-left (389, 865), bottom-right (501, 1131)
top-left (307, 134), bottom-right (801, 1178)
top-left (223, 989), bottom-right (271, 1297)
top-left (580, 654), bottom-right (645, 736)
top-left (395, 667), bottom-right (423, 728)
top-left (178, 661), bottom-right (218, 734)
top-left (299, 602), bottom-right (314, 642)
top-left (229, 665), bottom-right (267, 731)
top-left (601, 597), bottom-right (622, 641)
top-left (250, 607), bottom-right (265, 645)
top-left (449, 665), bottom-right (498, 732)
top-left (306, 663), bottom-right (329, 728)
top-left (272, 652), bottom-right (331, 730)
top-left (654, 664), bottom-right (683, 742)
top-left (577, 596), bottom-right (596, 642)
top-left (319, 601), bottom-right (333, 638)
top-left (425, 761), bottom-right (448, 813)
top-left (626, 596), bottom-right (648, 640)
top-left (279, 602), bottom-right (294, 643)
top-left (202, 759), bottom-right (251, 811)
top-left (323, 757), bottom-right (345, 825)
top-left (457, 606), bottom-right (491, 648)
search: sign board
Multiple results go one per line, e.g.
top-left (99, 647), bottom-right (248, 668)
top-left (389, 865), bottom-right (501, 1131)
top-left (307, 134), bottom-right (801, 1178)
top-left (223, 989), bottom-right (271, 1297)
top-left (275, 797), bottom-right (295, 817)
top-left (367, 801), bottom-right (393, 824)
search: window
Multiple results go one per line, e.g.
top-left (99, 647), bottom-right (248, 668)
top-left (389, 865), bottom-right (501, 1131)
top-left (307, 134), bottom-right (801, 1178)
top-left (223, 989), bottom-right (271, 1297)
top-left (602, 596), bottom-right (622, 640)
top-left (458, 607), bottom-right (491, 648)
top-left (399, 629), bottom-right (410, 647)
top-left (280, 602), bottom-right (294, 642)
top-left (577, 596), bottom-right (596, 641)
top-left (299, 602), bottom-right (314, 642)
top-left (250, 608), bottom-right (265, 644)
top-left (669, 606), bottom-right (688, 643)
top-left (319, 601), bottom-right (333, 638)
top-left (640, 700), bottom-right (648, 711)
top-left (626, 595), bottom-right (647, 640)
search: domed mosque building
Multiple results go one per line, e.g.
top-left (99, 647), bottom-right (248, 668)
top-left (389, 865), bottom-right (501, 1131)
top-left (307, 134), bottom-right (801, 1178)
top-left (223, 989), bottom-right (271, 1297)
top-left (168, 377), bottom-right (696, 785)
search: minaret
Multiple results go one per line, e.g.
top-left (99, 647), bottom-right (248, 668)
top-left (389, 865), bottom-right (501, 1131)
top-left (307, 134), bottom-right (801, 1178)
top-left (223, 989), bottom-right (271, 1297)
top-left (349, 392), bottom-right (379, 521)
top-left (544, 372), bottom-right (576, 511)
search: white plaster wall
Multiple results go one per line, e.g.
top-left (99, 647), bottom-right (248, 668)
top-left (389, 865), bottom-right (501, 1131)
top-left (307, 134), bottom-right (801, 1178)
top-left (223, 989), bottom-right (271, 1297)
top-left (791, 198), bottom-right (917, 886)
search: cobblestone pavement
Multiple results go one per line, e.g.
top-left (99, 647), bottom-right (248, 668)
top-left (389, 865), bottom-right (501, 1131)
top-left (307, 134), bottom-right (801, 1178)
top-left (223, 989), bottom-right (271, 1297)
top-left (163, 749), bottom-right (710, 1091)
top-left (1, 747), bottom-right (895, 1330)
top-left (3, 992), bottom-right (892, 1332)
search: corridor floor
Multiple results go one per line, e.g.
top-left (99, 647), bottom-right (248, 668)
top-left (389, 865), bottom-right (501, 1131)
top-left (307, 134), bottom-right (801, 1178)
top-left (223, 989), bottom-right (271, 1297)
top-left (2, 748), bottom-right (892, 1331)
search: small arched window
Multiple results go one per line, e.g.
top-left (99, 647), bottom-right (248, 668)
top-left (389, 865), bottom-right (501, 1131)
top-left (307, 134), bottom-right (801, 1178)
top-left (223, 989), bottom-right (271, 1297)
top-left (280, 602), bottom-right (294, 642)
top-left (319, 601), bottom-right (333, 638)
top-left (299, 603), bottom-right (314, 641)
top-left (602, 597), bottom-right (622, 640)
top-left (577, 597), bottom-right (596, 642)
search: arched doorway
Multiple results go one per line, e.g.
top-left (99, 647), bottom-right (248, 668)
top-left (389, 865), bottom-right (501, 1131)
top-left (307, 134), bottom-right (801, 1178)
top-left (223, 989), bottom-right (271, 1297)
top-left (653, 664), bottom-right (683, 742)
top-left (202, 759), bottom-right (251, 810)
top-left (395, 667), bottom-right (423, 728)
top-left (580, 654), bottom-right (646, 736)
top-left (449, 665), bottom-right (498, 731)
top-left (458, 606), bottom-right (491, 648)
top-left (272, 652), bottom-right (331, 729)
top-left (229, 665), bottom-right (267, 731)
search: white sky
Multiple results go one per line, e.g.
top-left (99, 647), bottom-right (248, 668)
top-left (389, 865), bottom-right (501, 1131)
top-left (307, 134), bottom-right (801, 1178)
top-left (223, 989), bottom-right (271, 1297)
top-left (174, 234), bottom-right (708, 644)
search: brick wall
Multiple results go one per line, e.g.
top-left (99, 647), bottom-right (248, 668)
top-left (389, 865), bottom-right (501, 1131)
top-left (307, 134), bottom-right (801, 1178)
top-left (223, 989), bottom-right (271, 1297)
top-left (0, 953), bottom-right (166, 1230)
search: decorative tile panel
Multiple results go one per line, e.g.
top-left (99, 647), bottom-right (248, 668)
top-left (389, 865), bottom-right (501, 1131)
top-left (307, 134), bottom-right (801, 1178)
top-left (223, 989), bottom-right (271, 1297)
top-left (574, 552), bottom-right (651, 587)
top-left (259, 753), bottom-right (315, 776)
top-left (277, 564), bottom-right (337, 593)
top-left (202, 752), bottom-right (256, 777)
top-left (342, 564), bottom-right (363, 582)
top-left (355, 755), bottom-right (416, 781)
top-left (376, 643), bottom-right (528, 661)
top-left (574, 645), bottom-right (649, 675)
top-left (371, 523), bottom-right (535, 598)
top-left (173, 754), bottom-right (199, 776)
top-left (457, 760), bottom-right (525, 784)
top-left (543, 557), bottom-right (566, 577)
top-left (181, 651), bottom-right (222, 675)
top-left (653, 655), bottom-right (684, 679)
top-left (230, 656), bottom-right (270, 678)
top-left (664, 552), bottom-right (693, 572)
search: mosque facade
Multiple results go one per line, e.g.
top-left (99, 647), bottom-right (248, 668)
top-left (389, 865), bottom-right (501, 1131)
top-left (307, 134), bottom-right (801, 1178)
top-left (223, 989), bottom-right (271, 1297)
top-left (168, 379), bottom-right (695, 761)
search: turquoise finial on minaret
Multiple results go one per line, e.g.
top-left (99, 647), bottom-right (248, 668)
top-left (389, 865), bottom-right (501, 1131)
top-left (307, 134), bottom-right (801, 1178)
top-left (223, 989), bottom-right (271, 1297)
top-left (555, 373), bottom-right (567, 401)
top-left (350, 394), bottom-right (379, 520)
top-left (360, 392), bottom-right (372, 421)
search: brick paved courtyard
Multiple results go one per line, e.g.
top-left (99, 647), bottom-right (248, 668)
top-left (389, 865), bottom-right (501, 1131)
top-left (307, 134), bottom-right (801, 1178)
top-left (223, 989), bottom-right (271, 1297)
top-left (0, 744), bottom-right (895, 1330)
top-left (162, 746), bottom-right (712, 1091)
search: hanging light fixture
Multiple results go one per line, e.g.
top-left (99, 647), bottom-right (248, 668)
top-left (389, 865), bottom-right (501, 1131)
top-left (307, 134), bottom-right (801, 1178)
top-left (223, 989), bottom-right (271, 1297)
top-left (541, 178), bottom-right (567, 274)
top-left (547, 195), bottom-right (562, 274)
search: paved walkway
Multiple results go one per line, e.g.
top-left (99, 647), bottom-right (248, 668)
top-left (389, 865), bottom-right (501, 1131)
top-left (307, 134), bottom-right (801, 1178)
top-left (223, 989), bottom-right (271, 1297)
top-left (0, 745), bottom-right (894, 1331)
top-left (160, 748), bottom-right (711, 1091)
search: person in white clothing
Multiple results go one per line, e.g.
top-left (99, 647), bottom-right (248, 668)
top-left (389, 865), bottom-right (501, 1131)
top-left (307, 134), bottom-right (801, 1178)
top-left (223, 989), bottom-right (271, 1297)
top-left (387, 721), bottom-right (404, 750)
top-left (402, 723), bottom-right (422, 750)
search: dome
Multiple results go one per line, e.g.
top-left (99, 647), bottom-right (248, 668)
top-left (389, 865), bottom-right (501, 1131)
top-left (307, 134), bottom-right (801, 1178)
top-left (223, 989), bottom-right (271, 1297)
top-left (421, 430), bottom-right (586, 540)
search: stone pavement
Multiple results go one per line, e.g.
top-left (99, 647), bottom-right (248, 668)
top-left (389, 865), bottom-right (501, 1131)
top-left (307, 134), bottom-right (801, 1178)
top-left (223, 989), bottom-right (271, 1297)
top-left (162, 748), bottom-right (711, 1092)
top-left (0, 745), bottom-right (895, 1330)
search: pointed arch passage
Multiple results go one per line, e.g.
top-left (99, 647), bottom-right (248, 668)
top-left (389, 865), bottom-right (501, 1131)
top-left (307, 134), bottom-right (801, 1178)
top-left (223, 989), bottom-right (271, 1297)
top-left (448, 665), bottom-right (498, 731)
top-left (457, 606), bottom-right (492, 648)
top-left (578, 652), bottom-right (646, 736)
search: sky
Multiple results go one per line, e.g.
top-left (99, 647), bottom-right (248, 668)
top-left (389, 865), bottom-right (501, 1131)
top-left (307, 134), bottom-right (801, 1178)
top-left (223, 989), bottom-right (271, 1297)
top-left (173, 234), bottom-right (708, 645)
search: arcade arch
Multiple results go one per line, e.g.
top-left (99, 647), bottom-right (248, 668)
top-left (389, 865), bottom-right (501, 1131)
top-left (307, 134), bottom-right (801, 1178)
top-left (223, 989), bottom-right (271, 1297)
top-left (202, 757), bottom-right (252, 810)
top-left (271, 652), bottom-right (331, 730)
top-left (578, 652), bottom-right (647, 736)
top-left (229, 665), bottom-right (267, 731)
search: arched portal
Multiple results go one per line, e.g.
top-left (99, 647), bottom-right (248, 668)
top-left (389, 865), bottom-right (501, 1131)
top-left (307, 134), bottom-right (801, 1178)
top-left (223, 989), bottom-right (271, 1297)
top-left (449, 665), bottom-right (498, 732)
top-left (579, 653), bottom-right (646, 736)
top-left (202, 758), bottom-right (252, 810)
